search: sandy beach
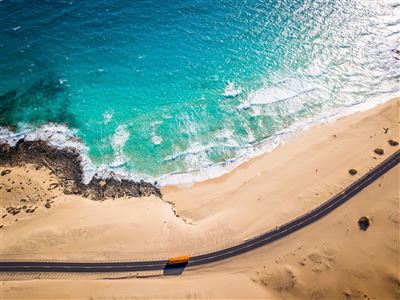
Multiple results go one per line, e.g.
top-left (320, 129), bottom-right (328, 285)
top-left (1, 98), bottom-right (399, 299)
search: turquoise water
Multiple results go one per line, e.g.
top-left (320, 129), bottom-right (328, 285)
top-left (1, 0), bottom-right (399, 185)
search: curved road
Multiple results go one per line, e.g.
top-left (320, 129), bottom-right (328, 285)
top-left (1, 150), bottom-right (399, 273)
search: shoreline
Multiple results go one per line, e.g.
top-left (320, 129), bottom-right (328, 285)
top-left (0, 140), bottom-right (161, 200)
top-left (0, 94), bottom-right (398, 192)
top-left (0, 97), bottom-right (398, 261)
top-left (158, 93), bottom-right (400, 187)
top-left (1, 97), bottom-right (399, 298)
top-left (161, 97), bottom-right (399, 244)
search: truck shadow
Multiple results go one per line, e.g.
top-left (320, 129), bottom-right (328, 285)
top-left (163, 262), bottom-right (188, 276)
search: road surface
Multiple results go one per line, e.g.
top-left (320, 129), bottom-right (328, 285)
top-left (1, 150), bottom-right (399, 273)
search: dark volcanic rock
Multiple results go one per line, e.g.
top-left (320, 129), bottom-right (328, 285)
top-left (391, 49), bottom-right (400, 60)
top-left (1, 169), bottom-right (11, 176)
top-left (84, 176), bottom-right (162, 200)
top-left (0, 144), bottom-right (10, 154)
top-left (6, 207), bottom-right (20, 215)
top-left (358, 216), bottom-right (370, 231)
top-left (348, 169), bottom-right (358, 176)
top-left (373, 148), bottom-right (384, 156)
top-left (0, 139), bottom-right (162, 200)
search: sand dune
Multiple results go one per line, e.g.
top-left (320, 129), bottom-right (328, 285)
top-left (1, 98), bottom-right (399, 299)
top-left (2, 164), bottom-right (398, 299)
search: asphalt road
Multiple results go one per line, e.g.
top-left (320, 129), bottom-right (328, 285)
top-left (1, 150), bottom-right (399, 273)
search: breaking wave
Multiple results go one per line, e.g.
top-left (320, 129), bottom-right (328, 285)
top-left (1, 0), bottom-right (399, 187)
top-left (1, 91), bottom-right (397, 187)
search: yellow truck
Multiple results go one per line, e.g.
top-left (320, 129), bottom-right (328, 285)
top-left (167, 255), bottom-right (190, 265)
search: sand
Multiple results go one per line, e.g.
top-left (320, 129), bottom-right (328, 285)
top-left (1, 98), bottom-right (399, 299)
top-left (1, 163), bottom-right (399, 299)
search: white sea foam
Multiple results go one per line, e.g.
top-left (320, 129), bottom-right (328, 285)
top-left (0, 123), bottom-right (97, 184)
top-left (103, 111), bottom-right (113, 124)
top-left (243, 123), bottom-right (255, 143)
top-left (237, 77), bottom-right (326, 112)
top-left (1, 0), bottom-right (397, 188)
top-left (222, 81), bottom-right (242, 97)
top-left (165, 143), bottom-right (214, 162)
top-left (150, 121), bottom-right (163, 145)
top-left (183, 143), bottom-right (212, 170)
top-left (110, 125), bottom-right (130, 167)
top-left (0, 127), bottom-right (25, 147)
top-left (154, 91), bottom-right (399, 187)
top-left (216, 128), bottom-right (240, 147)
top-left (151, 135), bottom-right (163, 145)
top-left (0, 89), bottom-right (398, 188)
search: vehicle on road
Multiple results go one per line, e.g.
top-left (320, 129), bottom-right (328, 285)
top-left (167, 256), bottom-right (190, 265)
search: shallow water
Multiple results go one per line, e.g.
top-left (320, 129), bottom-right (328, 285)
top-left (1, 0), bottom-right (399, 185)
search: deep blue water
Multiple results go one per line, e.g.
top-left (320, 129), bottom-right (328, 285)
top-left (0, 0), bottom-right (399, 185)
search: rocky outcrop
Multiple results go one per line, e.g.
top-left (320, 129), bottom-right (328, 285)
top-left (373, 148), bottom-right (384, 156)
top-left (348, 169), bottom-right (358, 176)
top-left (358, 216), bottom-right (370, 231)
top-left (0, 139), bottom-right (161, 200)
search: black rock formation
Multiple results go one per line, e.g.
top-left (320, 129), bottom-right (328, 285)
top-left (0, 139), bottom-right (161, 200)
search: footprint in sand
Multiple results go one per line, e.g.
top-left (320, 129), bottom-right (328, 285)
top-left (259, 266), bottom-right (297, 293)
top-left (307, 250), bottom-right (336, 273)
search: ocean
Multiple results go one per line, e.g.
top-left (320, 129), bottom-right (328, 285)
top-left (0, 0), bottom-right (399, 185)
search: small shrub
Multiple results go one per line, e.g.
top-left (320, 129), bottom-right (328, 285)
top-left (1, 169), bottom-right (11, 176)
top-left (348, 169), bottom-right (358, 176)
top-left (358, 216), bottom-right (370, 231)
top-left (374, 148), bottom-right (384, 155)
top-left (388, 140), bottom-right (399, 147)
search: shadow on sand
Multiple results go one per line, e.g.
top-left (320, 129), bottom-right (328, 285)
top-left (163, 262), bottom-right (188, 276)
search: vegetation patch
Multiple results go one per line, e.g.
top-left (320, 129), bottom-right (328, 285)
top-left (358, 216), bottom-right (370, 231)
top-left (348, 169), bottom-right (358, 176)
top-left (373, 148), bottom-right (384, 156)
top-left (388, 140), bottom-right (399, 146)
top-left (1, 169), bottom-right (11, 176)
